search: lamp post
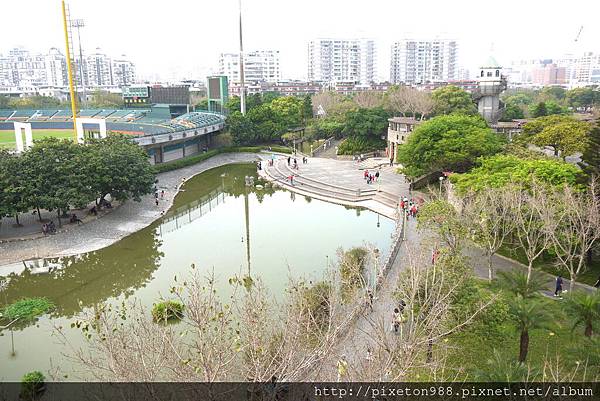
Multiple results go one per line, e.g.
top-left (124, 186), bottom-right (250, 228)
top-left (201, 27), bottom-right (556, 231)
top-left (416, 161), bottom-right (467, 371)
top-left (438, 175), bottom-right (444, 192)
top-left (70, 18), bottom-right (86, 107)
top-left (376, 213), bottom-right (380, 228)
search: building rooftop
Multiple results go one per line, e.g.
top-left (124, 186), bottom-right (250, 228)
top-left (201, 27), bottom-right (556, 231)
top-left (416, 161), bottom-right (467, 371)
top-left (388, 116), bottom-right (422, 124)
top-left (481, 56), bottom-right (501, 68)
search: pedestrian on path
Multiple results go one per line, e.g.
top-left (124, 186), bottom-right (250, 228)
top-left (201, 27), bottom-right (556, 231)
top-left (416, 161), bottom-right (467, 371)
top-left (336, 355), bottom-right (348, 382)
top-left (375, 171), bottom-right (380, 181)
top-left (155, 198), bottom-right (159, 206)
top-left (160, 190), bottom-right (165, 199)
top-left (555, 275), bottom-right (564, 297)
top-left (287, 156), bottom-right (291, 166)
top-left (366, 289), bottom-right (374, 312)
top-left (364, 169), bottom-right (369, 180)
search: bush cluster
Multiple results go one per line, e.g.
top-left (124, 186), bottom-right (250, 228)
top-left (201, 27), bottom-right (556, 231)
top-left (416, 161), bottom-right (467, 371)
top-left (151, 300), bottom-right (185, 323)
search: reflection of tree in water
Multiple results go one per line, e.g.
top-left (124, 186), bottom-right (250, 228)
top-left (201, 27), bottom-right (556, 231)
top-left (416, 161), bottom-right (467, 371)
top-left (1, 227), bottom-right (163, 327)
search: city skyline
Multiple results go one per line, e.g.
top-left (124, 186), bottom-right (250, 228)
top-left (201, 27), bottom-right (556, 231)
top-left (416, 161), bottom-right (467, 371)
top-left (2, 0), bottom-right (599, 82)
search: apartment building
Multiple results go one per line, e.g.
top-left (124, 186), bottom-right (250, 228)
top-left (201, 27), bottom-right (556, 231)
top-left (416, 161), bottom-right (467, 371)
top-left (390, 39), bottom-right (458, 84)
top-left (219, 50), bottom-right (281, 83)
top-left (307, 38), bottom-right (376, 85)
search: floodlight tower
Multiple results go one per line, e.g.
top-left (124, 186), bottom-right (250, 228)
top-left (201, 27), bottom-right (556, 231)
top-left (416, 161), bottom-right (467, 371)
top-left (61, 0), bottom-right (78, 141)
top-left (70, 19), bottom-right (87, 107)
top-left (238, 0), bottom-right (246, 115)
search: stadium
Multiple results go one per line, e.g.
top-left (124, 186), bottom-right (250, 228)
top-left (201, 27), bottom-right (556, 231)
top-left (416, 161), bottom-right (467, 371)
top-left (0, 107), bottom-right (226, 164)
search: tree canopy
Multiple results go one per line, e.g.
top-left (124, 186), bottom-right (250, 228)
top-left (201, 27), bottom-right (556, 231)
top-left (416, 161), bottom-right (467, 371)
top-left (397, 114), bottom-right (505, 178)
top-left (520, 115), bottom-right (591, 158)
top-left (450, 154), bottom-right (583, 193)
top-left (431, 85), bottom-right (477, 116)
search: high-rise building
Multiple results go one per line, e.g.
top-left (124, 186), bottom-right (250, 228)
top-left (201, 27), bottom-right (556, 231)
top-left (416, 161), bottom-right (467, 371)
top-left (45, 47), bottom-right (68, 87)
top-left (112, 56), bottom-right (136, 87)
top-left (307, 38), bottom-right (376, 85)
top-left (85, 48), bottom-right (113, 87)
top-left (219, 50), bottom-right (280, 83)
top-left (390, 39), bottom-right (457, 84)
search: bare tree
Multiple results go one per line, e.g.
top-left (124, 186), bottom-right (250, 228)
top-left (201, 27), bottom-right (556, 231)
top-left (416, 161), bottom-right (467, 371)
top-left (413, 91), bottom-right (435, 120)
top-left (353, 91), bottom-right (385, 109)
top-left (510, 182), bottom-right (555, 283)
top-left (463, 187), bottom-right (516, 281)
top-left (544, 181), bottom-right (600, 291)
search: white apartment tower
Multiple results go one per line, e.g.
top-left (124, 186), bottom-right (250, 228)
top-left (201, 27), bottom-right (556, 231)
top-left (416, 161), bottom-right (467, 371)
top-left (45, 48), bottom-right (68, 87)
top-left (219, 50), bottom-right (281, 83)
top-left (307, 38), bottom-right (376, 85)
top-left (85, 48), bottom-right (113, 87)
top-left (112, 56), bottom-right (136, 87)
top-left (390, 39), bottom-right (458, 84)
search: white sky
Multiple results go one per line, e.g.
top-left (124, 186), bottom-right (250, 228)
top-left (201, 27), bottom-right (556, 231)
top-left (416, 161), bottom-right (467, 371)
top-left (2, 0), bottom-right (599, 82)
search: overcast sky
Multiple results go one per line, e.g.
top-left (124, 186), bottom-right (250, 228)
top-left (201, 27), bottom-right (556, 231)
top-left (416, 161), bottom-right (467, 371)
top-left (2, 0), bottom-right (599, 82)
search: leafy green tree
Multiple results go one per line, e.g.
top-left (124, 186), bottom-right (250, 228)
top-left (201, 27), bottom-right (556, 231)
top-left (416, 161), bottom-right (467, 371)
top-left (227, 111), bottom-right (256, 145)
top-left (247, 104), bottom-right (285, 143)
top-left (501, 102), bottom-right (525, 121)
top-left (301, 94), bottom-right (313, 124)
top-left (86, 135), bottom-right (155, 202)
top-left (397, 114), bottom-right (504, 178)
top-left (0, 150), bottom-right (30, 225)
top-left (431, 85), bottom-right (477, 116)
top-left (341, 107), bottom-right (388, 139)
top-left (509, 296), bottom-right (553, 363)
top-left (88, 90), bottom-right (123, 108)
top-left (566, 87), bottom-right (598, 110)
top-left (450, 155), bottom-right (582, 193)
top-left (6, 95), bottom-right (63, 109)
top-left (269, 96), bottom-right (303, 128)
top-left (530, 101), bottom-right (548, 117)
top-left (539, 86), bottom-right (567, 102)
top-left (579, 119), bottom-right (600, 177)
top-left (521, 115), bottom-right (590, 157)
top-left (564, 291), bottom-right (600, 337)
top-left (545, 100), bottom-right (569, 116)
top-left (225, 96), bottom-right (241, 112)
top-left (22, 138), bottom-right (94, 223)
top-left (502, 91), bottom-right (536, 107)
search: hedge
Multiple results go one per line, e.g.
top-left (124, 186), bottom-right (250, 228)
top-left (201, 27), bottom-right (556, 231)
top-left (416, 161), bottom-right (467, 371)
top-left (153, 145), bottom-right (292, 173)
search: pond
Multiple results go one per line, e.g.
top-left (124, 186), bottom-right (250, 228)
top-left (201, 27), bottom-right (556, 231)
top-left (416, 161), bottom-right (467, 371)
top-left (0, 163), bottom-right (395, 380)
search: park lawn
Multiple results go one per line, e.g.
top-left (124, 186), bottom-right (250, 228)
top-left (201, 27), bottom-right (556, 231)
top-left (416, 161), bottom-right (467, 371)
top-left (497, 244), bottom-right (600, 287)
top-left (442, 281), bottom-right (598, 381)
top-left (0, 129), bottom-right (76, 149)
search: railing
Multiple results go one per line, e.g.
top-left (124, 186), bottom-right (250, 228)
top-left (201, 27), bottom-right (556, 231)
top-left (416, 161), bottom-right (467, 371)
top-left (158, 188), bottom-right (225, 235)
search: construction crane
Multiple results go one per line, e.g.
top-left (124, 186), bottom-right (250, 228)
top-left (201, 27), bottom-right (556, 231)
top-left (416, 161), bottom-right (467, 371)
top-left (574, 25), bottom-right (584, 42)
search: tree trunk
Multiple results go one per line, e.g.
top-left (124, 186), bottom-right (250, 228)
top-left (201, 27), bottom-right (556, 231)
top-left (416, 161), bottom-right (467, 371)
top-left (526, 262), bottom-right (533, 284)
top-left (519, 330), bottom-right (529, 363)
top-left (57, 210), bottom-right (62, 228)
top-left (587, 248), bottom-right (593, 265)
top-left (426, 339), bottom-right (433, 363)
top-left (569, 272), bottom-right (576, 292)
top-left (15, 213), bottom-right (20, 226)
top-left (36, 206), bottom-right (42, 222)
top-left (585, 323), bottom-right (593, 337)
top-left (488, 253), bottom-right (494, 282)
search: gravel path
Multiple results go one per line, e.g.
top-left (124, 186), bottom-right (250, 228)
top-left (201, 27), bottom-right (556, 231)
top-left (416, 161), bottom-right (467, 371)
top-left (0, 153), bottom-right (261, 266)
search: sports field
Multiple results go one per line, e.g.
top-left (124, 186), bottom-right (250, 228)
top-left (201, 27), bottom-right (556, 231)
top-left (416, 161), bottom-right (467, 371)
top-left (0, 129), bottom-right (76, 149)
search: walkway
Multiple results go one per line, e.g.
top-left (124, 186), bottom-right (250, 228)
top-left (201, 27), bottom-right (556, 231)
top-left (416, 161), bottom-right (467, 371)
top-left (315, 138), bottom-right (343, 159)
top-left (0, 153), bottom-right (261, 266)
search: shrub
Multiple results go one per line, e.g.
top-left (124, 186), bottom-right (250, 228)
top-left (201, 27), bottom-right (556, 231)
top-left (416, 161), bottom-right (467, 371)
top-left (340, 247), bottom-right (368, 287)
top-left (20, 371), bottom-right (45, 400)
top-left (151, 300), bottom-right (184, 323)
top-left (3, 298), bottom-right (54, 321)
top-left (337, 137), bottom-right (386, 155)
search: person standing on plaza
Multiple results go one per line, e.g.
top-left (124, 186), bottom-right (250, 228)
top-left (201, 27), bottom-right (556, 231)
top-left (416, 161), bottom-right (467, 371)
top-left (364, 169), bottom-right (369, 180)
top-left (375, 171), bottom-right (380, 182)
top-left (287, 156), bottom-right (291, 166)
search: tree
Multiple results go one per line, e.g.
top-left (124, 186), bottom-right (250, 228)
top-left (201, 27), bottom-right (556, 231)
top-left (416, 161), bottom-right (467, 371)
top-left (564, 292), bottom-right (600, 337)
top-left (301, 94), bottom-right (313, 124)
top-left (397, 114), bottom-right (504, 178)
top-left (341, 107), bottom-right (388, 139)
top-left (509, 296), bottom-right (553, 363)
top-left (269, 96), bottom-right (303, 128)
top-left (501, 102), bottom-right (525, 121)
top-left (522, 115), bottom-right (591, 158)
top-left (86, 135), bottom-right (155, 202)
top-left (0, 151), bottom-right (30, 225)
top-left (463, 187), bottom-right (516, 280)
top-left (579, 118), bottom-right (600, 177)
top-left (530, 102), bottom-right (548, 118)
top-left (431, 85), bottom-right (477, 116)
top-left (566, 87), bottom-right (598, 111)
top-left (353, 91), bottom-right (385, 109)
top-left (417, 200), bottom-right (467, 254)
top-left (88, 90), bottom-right (123, 108)
top-left (544, 182), bottom-right (600, 292)
top-left (450, 155), bottom-right (583, 193)
top-left (227, 110), bottom-right (257, 145)
top-left (539, 86), bottom-right (567, 102)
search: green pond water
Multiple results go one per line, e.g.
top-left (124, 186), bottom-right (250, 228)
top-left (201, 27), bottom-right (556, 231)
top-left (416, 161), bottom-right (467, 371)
top-left (0, 163), bottom-right (395, 380)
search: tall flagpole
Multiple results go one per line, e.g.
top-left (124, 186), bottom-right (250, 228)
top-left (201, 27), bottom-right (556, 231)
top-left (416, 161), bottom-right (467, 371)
top-left (238, 0), bottom-right (246, 115)
top-left (61, 0), bottom-right (78, 142)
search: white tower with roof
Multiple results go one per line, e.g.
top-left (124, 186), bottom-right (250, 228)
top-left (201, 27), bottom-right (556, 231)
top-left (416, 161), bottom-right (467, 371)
top-left (475, 56), bottom-right (507, 123)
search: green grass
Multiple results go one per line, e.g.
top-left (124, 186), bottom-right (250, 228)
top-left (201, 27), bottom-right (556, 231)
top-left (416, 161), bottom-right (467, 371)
top-left (497, 244), bottom-right (600, 287)
top-left (443, 280), bottom-right (599, 381)
top-left (0, 129), bottom-right (76, 148)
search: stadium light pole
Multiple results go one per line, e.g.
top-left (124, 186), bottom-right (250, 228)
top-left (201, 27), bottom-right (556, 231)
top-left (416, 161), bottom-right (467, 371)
top-left (61, 0), bottom-right (78, 142)
top-left (71, 19), bottom-right (87, 108)
top-left (238, 0), bottom-right (246, 115)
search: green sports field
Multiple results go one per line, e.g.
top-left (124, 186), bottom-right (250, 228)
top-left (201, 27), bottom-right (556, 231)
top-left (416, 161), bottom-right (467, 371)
top-left (0, 129), bottom-right (76, 149)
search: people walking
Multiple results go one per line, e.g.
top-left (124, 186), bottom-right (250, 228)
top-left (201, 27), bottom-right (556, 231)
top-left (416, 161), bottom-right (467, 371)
top-left (287, 156), bottom-right (291, 166)
top-left (364, 169), bottom-right (369, 180)
top-left (555, 275), bottom-right (564, 297)
top-left (155, 198), bottom-right (159, 206)
top-left (375, 171), bottom-right (380, 182)
top-left (160, 190), bottom-right (165, 199)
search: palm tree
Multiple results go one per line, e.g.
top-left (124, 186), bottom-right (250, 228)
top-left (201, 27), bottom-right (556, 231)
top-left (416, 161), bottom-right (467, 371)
top-left (497, 269), bottom-right (548, 299)
top-left (565, 291), bottom-right (600, 337)
top-left (473, 349), bottom-right (537, 381)
top-left (509, 296), bottom-right (553, 363)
